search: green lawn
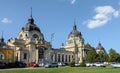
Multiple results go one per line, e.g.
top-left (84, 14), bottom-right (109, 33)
top-left (0, 67), bottom-right (120, 73)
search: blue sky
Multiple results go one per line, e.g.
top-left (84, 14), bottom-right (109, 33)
top-left (0, 0), bottom-right (120, 53)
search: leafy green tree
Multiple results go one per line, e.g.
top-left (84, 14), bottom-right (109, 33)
top-left (104, 53), bottom-right (109, 62)
top-left (109, 48), bottom-right (120, 62)
top-left (116, 54), bottom-right (120, 62)
top-left (86, 47), bottom-right (97, 62)
top-left (97, 51), bottom-right (109, 62)
top-left (70, 58), bottom-right (75, 67)
top-left (80, 61), bottom-right (86, 67)
top-left (85, 43), bottom-right (109, 63)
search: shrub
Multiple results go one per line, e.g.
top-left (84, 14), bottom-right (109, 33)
top-left (80, 61), bottom-right (86, 67)
top-left (70, 60), bottom-right (75, 67)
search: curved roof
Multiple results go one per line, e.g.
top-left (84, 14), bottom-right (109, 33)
top-left (21, 16), bottom-right (40, 32)
top-left (96, 43), bottom-right (105, 50)
top-left (68, 24), bottom-right (82, 39)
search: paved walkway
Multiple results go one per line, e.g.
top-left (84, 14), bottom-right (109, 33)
top-left (0, 67), bottom-right (45, 71)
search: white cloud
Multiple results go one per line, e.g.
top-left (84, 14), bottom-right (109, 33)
top-left (70, 0), bottom-right (76, 4)
top-left (1, 18), bottom-right (12, 24)
top-left (85, 6), bottom-right (120, 29)
top-left (113, 11), bottom-right (119, 18)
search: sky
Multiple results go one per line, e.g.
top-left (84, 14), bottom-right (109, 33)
top-left (0, 0), bottom-right (120, 53)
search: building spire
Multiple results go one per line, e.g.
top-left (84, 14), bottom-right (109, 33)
top-left (0, 31), bottom-right (4, 42)
top-left (1, 31), bottom-right (3, 38)
top-left (74, 18), bottom-right (76, 25)
top-left (73, 19), bottom-right (77, 30)
top-left (28, 7), bottom-right (34, 24)
top-left (98, 40), bottom-right (101, 46)
top-left (30, 7), bottom-right (32, 18)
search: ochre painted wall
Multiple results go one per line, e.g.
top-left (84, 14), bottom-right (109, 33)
top-left (0, 49), bottom-right (14, 62)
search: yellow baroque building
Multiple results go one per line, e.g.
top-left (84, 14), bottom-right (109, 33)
top-left (61, 23), bottom-right (86, 63)
top-left (0, 36), bottom-right (14, 63)
top-left (7, 13), bottom-right (51, 64)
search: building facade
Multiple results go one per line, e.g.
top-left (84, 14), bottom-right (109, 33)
top-left (5, 11), bottom-right (86, 65)
top-left (7, 14), bottom-right (51, 64)
top-left (44, 23), bottom-right (86, 64)
top-left (61, 23), bottom-right (86, 63)
top-left (0, 36), bottom-right (14, 63)
top-left (44, 48), bottom-right (73, 64)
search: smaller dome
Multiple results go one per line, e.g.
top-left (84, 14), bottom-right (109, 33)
top-left (0, 37), bottom-right (4, 43)
top-left (23, 23), bottom-right (40, 32)
top-left (68, 24), bottom-right (82, 39)
top-left (96, 43), bottom-right (105, 50)
top-left (0, 37), bottom-right (6, 48)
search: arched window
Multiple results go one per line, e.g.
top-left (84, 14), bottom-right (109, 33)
top-left (0, 52), bottom-right (5, 60)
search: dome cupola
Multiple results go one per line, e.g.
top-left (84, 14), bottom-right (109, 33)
top-left (96, 42), bottom-right (105, 50)
top-left (28, 15), bottom-right (34, 24)
top-left (68, 21), bottom-right (82, 39)
top-left (21, 8), bottom-right (40, 32)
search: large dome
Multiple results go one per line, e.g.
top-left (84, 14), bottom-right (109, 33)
top-left (68, 24), bottom-right (82, 39)
top-left (22, 16), bottom-right (40, 32)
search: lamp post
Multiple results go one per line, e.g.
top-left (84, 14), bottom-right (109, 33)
top-left (49, 33), bottom-right (54, 63)
top-left (73, 35), bottom-right (78, 64)
top-left (73, 23), bottom-right (78, 64)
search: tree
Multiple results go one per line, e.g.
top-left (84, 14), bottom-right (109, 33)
top-left (70, 58), bottom-right (75, 67)
top-left (109, 48), bottom-right (120, 62)
top-left (86, 47), bottom-right (98, 62)
top-left (85, 43), bottom-right (109, 63)
top-left (97, 51), bottom-right (109, 62)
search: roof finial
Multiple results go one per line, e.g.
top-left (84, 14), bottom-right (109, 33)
top-left (0, 31), bottom-right (4, 42)
top-left (28, 7), bottom-right (34, 24)
top-left (98, 39), bottom-right (101, 46)
top-left (30, 7), bottom-right (32, 17)
top-left (74, 18), bottom-right (76, 25)
top-left (98, 38), bottom-right (101, 43)
top-left (73, 19), bottom-right (77, 30)
top-left (2, 31), bottom-right (3, 38)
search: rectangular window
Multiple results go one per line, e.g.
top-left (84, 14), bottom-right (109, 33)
top-left (55, 54), bottom-right (57, 62)
top-left (69, 55), bottom-right (71, 62)
top-left (58, 54), bottom-right (60, 62)
top-left (24, 53), bottom-right (27, 59)
top-left (65, 55), bottom-right (67, 62)
top-left (62, 54), bottom-right (64, 62)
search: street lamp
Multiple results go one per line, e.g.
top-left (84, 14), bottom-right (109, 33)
top-left (73, 23), bottom-right (78, 64)
top-left (49, 33), bottom-right (54, 63)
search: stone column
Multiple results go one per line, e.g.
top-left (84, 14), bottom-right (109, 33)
top-left (64, 54), bottom-right (66, 63)
top-left (36, 48), bottom-right (38, 64)
top-left (52, 53), bottom-right (54, 62)
top-left (60, 54), bottom-right (62, 62)
top-left (29, 45), bottom-right (33, 63)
